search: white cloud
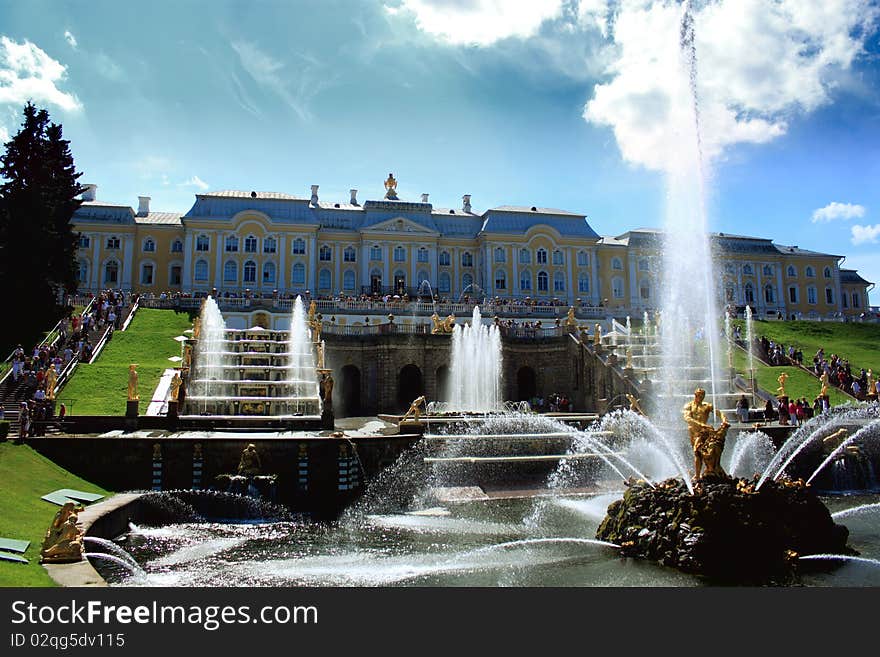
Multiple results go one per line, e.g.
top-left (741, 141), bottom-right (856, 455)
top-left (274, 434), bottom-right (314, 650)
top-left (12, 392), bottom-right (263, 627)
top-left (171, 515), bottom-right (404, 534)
top-left (812, 201), bottom-right (866, 223)
top-left (0, 124), bottom-right (8, 143)
top-left (386, 0), bottom-right (565, 46)
top-left (64, 30), bottom-right (77, 49)
top-left (179, 175), bottom-right (209, 191)
top-left (583, 0), bottom-right (879, 172)
top-left (851, 224), bottom-right (880, 245)
top-left (0, 36), bottom-right (82, 111)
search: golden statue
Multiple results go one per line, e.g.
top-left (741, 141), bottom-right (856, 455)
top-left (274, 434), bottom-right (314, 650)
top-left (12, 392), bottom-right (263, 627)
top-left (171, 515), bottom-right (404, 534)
top-left (320, 371), bottom-right (334, 406)
top-left (169, 371), bottom-right (182, 402)
top-left (127, 364), bottom-right (139, 401)
top-left (821, 428), bottom-right (848, 454)
top-left (384, 172), bottom-right (399, 200)
top-left (682, 388), bottom-right (729, 480)
top-left (402, 395), bottom-right (427, 422)
top-left (626, 393), bottom-right (646, 416)
top-left (308, 300), bottom-right (317, 324)
top-left (183, 344), bottom-right (192, 369)
top-left (237, 443), bottom-right (261, 477)
top-left (40, 502), bottom-right (84, 564)
top-left (564, 307), bottom-right (577, 329)
top-left (192, 316), bottom-right (201, 340)
top-left (626, 348), bottom-right (634, 369)
top-left (316, 341), bottom-right (325, 369)
top-left (776, 371), bottom-right (789, 398)
top-left (868, 369), bottom-right (876, 397)
top-left (45, 363), bottom-right (58, 400)
top-left (818, 370), bottom-right (829, 398)
top-left (308, 303), bottom-right (322, 342)
top-left (430, 313), bottom-right (456, 334)
top-left (593, 323), bottom-right (602, 345)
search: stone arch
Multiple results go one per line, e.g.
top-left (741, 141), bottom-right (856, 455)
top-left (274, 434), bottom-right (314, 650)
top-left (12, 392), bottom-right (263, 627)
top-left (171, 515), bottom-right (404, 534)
top-left (340, 365), bottom-right (361, 417)
top-left (397, 364), bottom-right (424, 411)
top-left (516, 366), bottom-right (537, 401)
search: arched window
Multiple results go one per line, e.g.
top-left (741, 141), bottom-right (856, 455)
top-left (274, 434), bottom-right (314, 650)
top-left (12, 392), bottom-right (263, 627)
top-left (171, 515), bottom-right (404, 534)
top-left (611, 257), bottom-right (623, 271)
top-left (639, 279), bottom-right (651, 300)
top-left (743, 264), bottom-right (753, 275)
top-left (577, 251), bottom-right (588, 267)
top-left (536, 248), bottom-right (547, 265)
top-left (244, 235), bottom-right (258, 253)
top-left (104, 260), bottom-right (119, 284)
top-left (825, 287), bottom-right (834, 305)
top-left (196, 235), bottom-right (210, 251)
top-left (552, 250), bottom-right (564, 266)
top-left (292, 238), bottom-right (306, 255)
top-left (77, 234), bottom-right (90, 249)
top-left (787, 265), bottom-right (796, 277)
top-left (439, 250), bottom-right (450, 266)
top-left (520, 248), bottom-right (531, 264)
top-left (852, 293), bottom-right (860, 308)
top-left (495, 269), bottom-right (506, 291)
top-left (638, 258), bottom-right (649, 272)
top-left (763, 265), bottom-right (773, 276)
top-left (319, 244), bottom-right (332, 261)
top-left (764, 284), bottom-right (775, 304)
top-left (842, 293), bottom-right (849, 309)
top-left (439, 272), bottom-right (451, 293)
top-left (520, 270), bottom-right (532, 291)
top-left (263, 237), bottom-right (277, 254)
top-left (807, 286), bottom-right (817, 304)
top-left (553, 271), bottom-right (565, 292)
top-left (537, 271), bottom-right (549, 292)
top-left (806, 266), bottom-right (815, 277)
top-left (344, 246), bottom-right (356, 262)
top-left (417, 270), bottom-right (429, 285)
top-left (494, 247), bottom-right (506, 263)
top-left (292, 263), bottom-right (305, 286)
top-left (612, 276), bottom-right (624, 298)
top-left (394, 246), bottom-right (406, 262)
top-left (823, 266), bottom-right (832, 279)
top-left (262, 262), bottom-right (276, 284)
top-left (578, 274), bottom-right (589, 293)
top-left (461, 252), bottom-right (473, 267)
top-left (343, 270), bottom-right (356, 290)
top-left (462, 273), bottom-right (473, 291)
top-left (143, 238), bottom-right (155, 252)
top-left (243, 260), bottom-right (257, 284)
top-left (318, 269), bottom-right (331, 290)
top-left (371, 245), bottom-right (383, 261)
top-left (77, 261), bottom-right (88, 283)
top-left (171, 239), bottom-right (183, 253)
top-left (141, 262), bottom-right (154, 285)
top-left (106, 236), bottom-right (120, 250)
top-left (744, 282), bottom-right (755, 304)
top-left (224, 261), bottom-right (237, 282)
top-left (418, 247), bottom-right (429, 263)
top-left (788, 286), bottom-right (799, 304)
top-left (194, 259), bottom-right (208, 282)
top-left (225, 236), bottom-right (239, 252)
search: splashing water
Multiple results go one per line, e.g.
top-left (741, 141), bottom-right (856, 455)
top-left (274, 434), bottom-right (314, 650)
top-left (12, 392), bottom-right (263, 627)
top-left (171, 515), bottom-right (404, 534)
top-left (447, 306), bottom-right (502, 412)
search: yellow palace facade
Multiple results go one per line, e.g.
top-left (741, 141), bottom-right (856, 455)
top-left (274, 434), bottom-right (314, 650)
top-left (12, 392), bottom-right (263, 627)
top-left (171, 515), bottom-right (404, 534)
top-left (70, 180), bottom-right (873, 319)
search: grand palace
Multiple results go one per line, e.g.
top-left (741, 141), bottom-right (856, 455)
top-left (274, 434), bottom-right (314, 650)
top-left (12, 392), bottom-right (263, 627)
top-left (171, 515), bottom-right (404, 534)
top-left (70, 176), bottom-right (872, 321)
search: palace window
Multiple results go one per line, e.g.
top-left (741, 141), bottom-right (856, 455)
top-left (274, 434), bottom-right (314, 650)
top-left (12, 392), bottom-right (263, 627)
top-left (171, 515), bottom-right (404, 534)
top-left (318, 269), bottom-right (331, 290)
top-left (612, 276), bottom-right (624, 299)
top-left (520, 271), bottom-right (532, 291)
top-left (292, 238), bottom-right (306, 255)
top-left (842, 294), bottom-right (849, 309)
top-left (320, 245), bottom-right (332, 261)
top-left (344, 246), bottom-right (356, 262)
top-left (536, 249), bottom-right (547, 265)
top-left (743, 264), bottom-right (753, 275)
top-left (553, 271), bottom-right (565, 292)
top-left (764, 284), bottom-right (775, 304)
top-left (823, 267), bottom-right (832, 279)
top-left (292, 263), bottom-right (306, 286)
top-left (225, 236), bottom-right (239, 252)
top-left (806, 266), bottom-right (815, 278)
top-left (194, 259), bottom-right (209, 282)
top-left (263, 262), bottom-right (276, 285)
top-left (170, 265), bottom-right (182, 286)
top-left (418, 247), bottom-right (429, 263)
top-left (724, 263), bottom-right (735, 275)
top-left (171, 239), bottom-right (183, 253)
top-left (494, 247), bottom-right (506, 263)
top-left (244, 235), bottom-right (258, 253)
top-left (578, 274), bottom-right (589, 293)
top-left (553, 250), bottom-right (564, 266)
top-left (439, 272), bottom-right (451, 293)
top-left (744, 283), bottom-right (755, 304)
top-left (143, 238), bottom-right (155, 252)
top-left (106, 236), bottom-right (120, 250)
top-left (725, 286), bottom-right (735, 303)
top-left (78, 234), bottom-right (90, 249)
top-left (537, 271), bottom-right (549, 292)
top-left (223, 261), bottom-right (237, 283)
top-left (77, 261), bottom-right (88, 283)
top-left (439, 251), bottom-right (450, 266)
top-left (141, 263), bottom-right (154, 285)
top-left (638, 258), bottom-right (649, 272)
top-left (825, 288), bottom-right (834, 305)
top-left (853, 293), bottom-right (860, 308)
top-left (807, 286), bottom-right (817, 304)
top-left (787, 265), bottom-right (796, 277)
top-left (462, 273), bottom-right (473, 292)
top-left (611, 257), bottom-right (623, 271)
top-left (196, 235), bottom-right (210, 252)
top-left (788, 286), bottom-right (799, 304)
top-left (763, 265), bottom-right (773, 276)
top-left (371, 245), bottom-right (383, 261)
top-left (640, 280), bottom-right (651, 300)
top-left (417, 270), bottom-right (429, 286)
top-left (263, 237), bottom-right (277, 254)
top-left (461, 252), bottom-right (473, 267)
top-left (343, 270), bottom-right (356, 290)
top-left (243, 260), bottom-right (257, 284)
top-left (104, 260), bottom-right (119, 284)
top-left (577, 251), bottom-right (589, 267)
top-left (495, 270), bottom-right (506, 291)
top-left (394, 246), bottom-right (406, 262)
top-left (520, 249), bottom-right (531, 265)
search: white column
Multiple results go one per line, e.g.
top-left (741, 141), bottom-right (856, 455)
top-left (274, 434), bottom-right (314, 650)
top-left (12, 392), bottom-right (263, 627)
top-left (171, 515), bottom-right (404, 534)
top-left (361, 241), bottom-right (369, 291)
top-left (182, 232), bottom-right (194, 289)
top-left (591, 248), bottom-right (600, 305)
top-left (334, 243), bottom-right (341, 293)
top-left (278, 233), bottom-right (286, 293)
top-left (409, 244), bottom-right (416, 291)
top-left (214, 232), bottom-right (224, 289)
top-left (308, 235), bottom-right (317, 292)
top-left (383, 245), bottom-right (390, 291)
top-left (453, 247), bottom-right (460, 296)
top-left (756, 265), bottom-right (764, 314)
top-left (512, 248), bottom-right (519, 299)
top-left (121, 237), bottom-right (134, 290)
top-left (430, 244), bottom-right (438, 288)
top-left (90, 236), bottom-right (100, 290)
top-left (566, 247), bottom-right (574, 304)
top-left (776, 266), bottom-right (785, 316)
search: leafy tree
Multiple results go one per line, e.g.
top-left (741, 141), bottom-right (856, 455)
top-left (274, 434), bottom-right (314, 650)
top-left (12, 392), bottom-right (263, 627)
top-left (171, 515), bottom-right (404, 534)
top-left (0, 102), bottom-right (84, 351)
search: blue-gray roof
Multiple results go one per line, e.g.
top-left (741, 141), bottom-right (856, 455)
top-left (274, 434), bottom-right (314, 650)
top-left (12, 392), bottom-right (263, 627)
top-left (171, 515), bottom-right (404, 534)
top-left (480, 207), bottom-right (599, 239)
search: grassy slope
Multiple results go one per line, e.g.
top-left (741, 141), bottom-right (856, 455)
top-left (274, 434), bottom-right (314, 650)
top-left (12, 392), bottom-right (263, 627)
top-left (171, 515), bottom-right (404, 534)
top-left (0, 443), bottom-right (110, 587)
top-left (59, 308), bottom-right (193, 415)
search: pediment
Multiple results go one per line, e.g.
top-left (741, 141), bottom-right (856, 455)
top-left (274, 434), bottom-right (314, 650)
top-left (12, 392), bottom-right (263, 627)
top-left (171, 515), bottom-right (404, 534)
top-left (360, 216), bottom-right (438, 236)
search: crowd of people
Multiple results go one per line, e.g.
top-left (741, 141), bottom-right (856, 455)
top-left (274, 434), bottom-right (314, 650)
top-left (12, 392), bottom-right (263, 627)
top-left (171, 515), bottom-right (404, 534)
top-left (528, 392), bottom-right (572, 413)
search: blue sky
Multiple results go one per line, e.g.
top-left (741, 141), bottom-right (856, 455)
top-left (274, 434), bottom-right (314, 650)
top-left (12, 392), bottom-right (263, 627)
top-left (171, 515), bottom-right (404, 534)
top-left (1, 0), bottom-right (879, 302)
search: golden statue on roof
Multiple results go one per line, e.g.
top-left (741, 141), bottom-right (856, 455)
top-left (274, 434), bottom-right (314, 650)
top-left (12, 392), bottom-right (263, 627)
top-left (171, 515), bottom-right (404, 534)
top-left (384, 173), bottom-right (399, 200)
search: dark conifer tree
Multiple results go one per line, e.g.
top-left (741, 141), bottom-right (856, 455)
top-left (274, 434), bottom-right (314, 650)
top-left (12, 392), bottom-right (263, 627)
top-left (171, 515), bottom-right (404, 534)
top-left (0, 102), bottom-right (84, 350)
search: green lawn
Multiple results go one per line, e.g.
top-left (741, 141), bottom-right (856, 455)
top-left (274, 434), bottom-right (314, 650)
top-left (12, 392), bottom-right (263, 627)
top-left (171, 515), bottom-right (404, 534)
top-left (0, 443), bottom-right (111, 586)
top-left (59, 308), bottom-right (194, 415)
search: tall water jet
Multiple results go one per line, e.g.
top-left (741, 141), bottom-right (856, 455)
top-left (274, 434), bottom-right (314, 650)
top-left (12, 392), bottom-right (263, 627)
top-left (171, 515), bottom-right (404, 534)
top-left (447, 306), bottom-right (502, 412)
top-left (194, 296), bottom-right (227, 412)
top-left (745, 304), bottom-right (755, 388)
top-left (287, 296), bottom-right (320, 415)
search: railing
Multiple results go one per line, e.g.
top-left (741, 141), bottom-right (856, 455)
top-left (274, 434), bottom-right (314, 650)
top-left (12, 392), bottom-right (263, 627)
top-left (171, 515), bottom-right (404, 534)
top-left (322, 322), bottom-right (567, 339)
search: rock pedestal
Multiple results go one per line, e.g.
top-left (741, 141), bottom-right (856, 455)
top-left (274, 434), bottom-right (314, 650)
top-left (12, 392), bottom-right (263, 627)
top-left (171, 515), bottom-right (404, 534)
top-left (596, 475), bottom-right (854, 583)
